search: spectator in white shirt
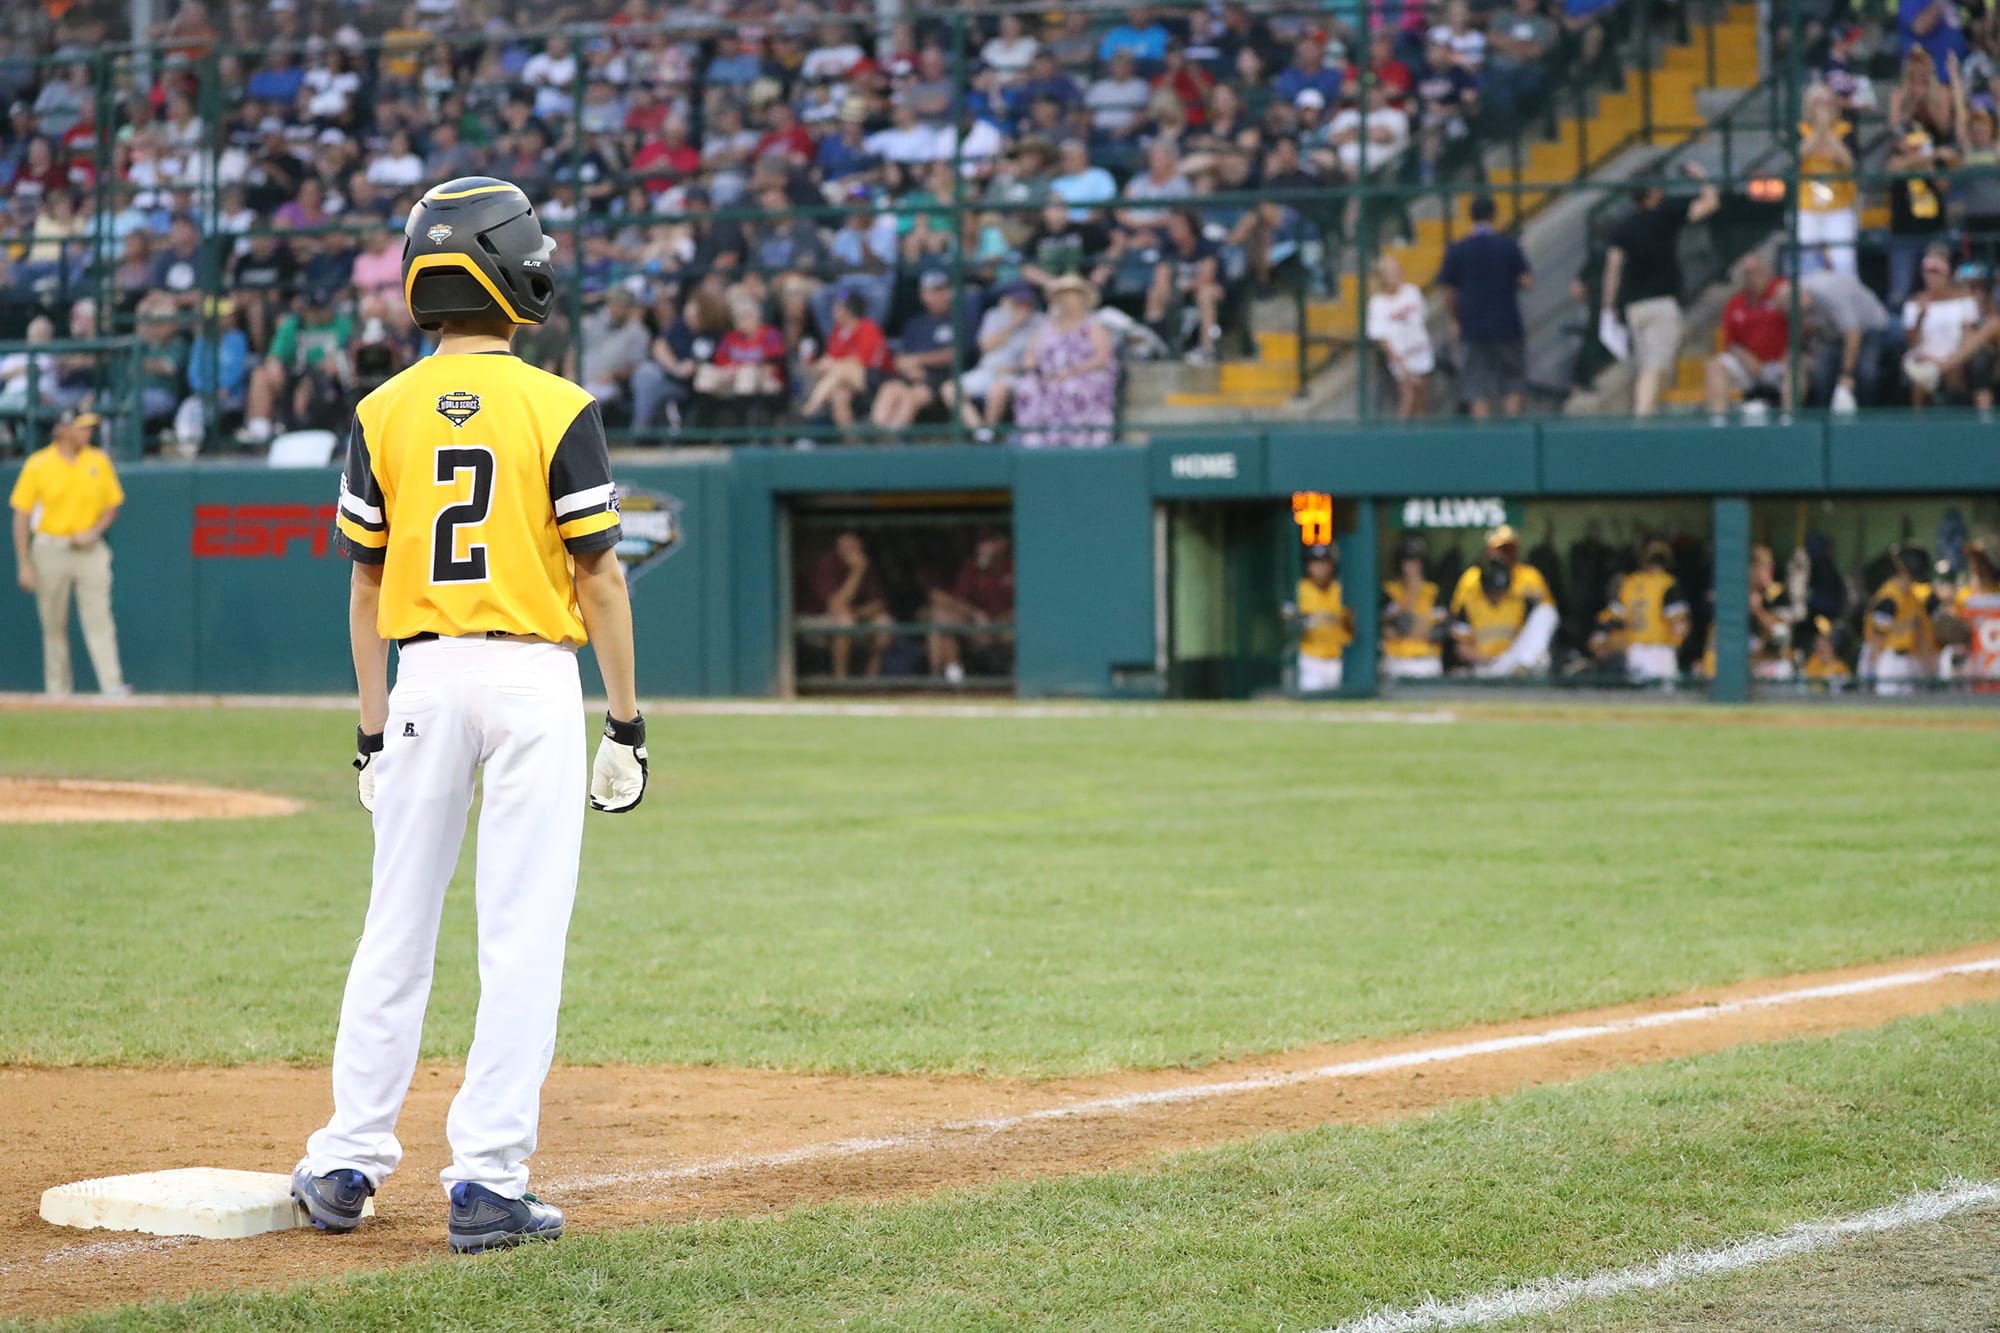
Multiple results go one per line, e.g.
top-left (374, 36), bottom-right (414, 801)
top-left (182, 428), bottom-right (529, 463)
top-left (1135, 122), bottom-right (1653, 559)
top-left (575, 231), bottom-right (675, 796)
top-left (1366, 254), bottom-right (1435, 417)
top-left (1085, 51), bottom-right (1152, 137)
top-left (982, 14), bottom-right (1040, 82)
top-left (1331, 84), bottom-right (1411, 179)
top-left (522, 35), bottom-right (579, 122)
top-left (1429, 1), bottom-right (1487, 71)
top-left (867, 99), bottom-right (949, 164)
top-left (1902, 246), bottom-right (1984, 407)
top-left (802, 22), bottom-right (865, 83)
top-left (365, 130), bottom-right (427, 188)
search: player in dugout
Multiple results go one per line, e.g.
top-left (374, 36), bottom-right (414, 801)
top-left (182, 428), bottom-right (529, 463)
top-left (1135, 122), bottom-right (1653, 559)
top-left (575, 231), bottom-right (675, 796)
top-left (1861, 542), bottom-right (1939, 696)
top-left (1287, 543), bottom-right (1353, 693)
top-left (1380, 534), bottom-right (1445, 679)
top-left (1592, 539), bottom-right (1691, 683)
top-left (1449, 524), bottom-right (1557, 675)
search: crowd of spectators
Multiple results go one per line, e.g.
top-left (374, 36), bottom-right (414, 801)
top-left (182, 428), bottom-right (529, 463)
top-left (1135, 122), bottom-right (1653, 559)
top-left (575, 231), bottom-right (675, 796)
top-left (0, 0), bottom-right (1594, 450)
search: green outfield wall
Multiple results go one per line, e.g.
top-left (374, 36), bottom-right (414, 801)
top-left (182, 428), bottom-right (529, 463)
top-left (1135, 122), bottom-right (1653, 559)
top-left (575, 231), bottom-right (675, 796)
top-left (4, 418), bottom-right (1995, 701)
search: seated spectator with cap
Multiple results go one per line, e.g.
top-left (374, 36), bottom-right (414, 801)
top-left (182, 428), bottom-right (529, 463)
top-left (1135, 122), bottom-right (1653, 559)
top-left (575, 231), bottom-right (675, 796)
top-left (943, 280), bottom-right (1044, 439)
top-left (872, 270), bottom-right (969, 433)
top-left (1288, 542), bottom-right (1353, 693)
top-left (580, 285), bottom-right (653, 413)
top-left (1704, 253), bottom-right (1792, 422)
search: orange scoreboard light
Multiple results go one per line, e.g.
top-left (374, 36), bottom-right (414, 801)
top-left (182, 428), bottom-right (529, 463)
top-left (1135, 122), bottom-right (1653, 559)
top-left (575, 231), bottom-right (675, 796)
top-left (1292, 491), bottom-right (1334, 547)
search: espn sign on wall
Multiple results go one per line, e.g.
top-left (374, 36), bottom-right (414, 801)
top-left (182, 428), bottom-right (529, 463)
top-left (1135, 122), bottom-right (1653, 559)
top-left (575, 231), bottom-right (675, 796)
top-left (191, 483), bottom-right (683, 569)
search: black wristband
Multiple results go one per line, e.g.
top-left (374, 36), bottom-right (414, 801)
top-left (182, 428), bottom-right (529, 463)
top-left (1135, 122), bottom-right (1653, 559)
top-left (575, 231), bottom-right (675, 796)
top-left (357, 727), bottom-right (385, 755)
top-left (603, 711), bottom-right (646, 747)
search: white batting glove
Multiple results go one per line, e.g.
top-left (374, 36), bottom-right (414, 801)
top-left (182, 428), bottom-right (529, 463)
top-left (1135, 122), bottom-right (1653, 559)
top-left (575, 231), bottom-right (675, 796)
top-left (590, 712), bottom-right (649, 813)
top-left (354, 727), bottom-right (384, 813)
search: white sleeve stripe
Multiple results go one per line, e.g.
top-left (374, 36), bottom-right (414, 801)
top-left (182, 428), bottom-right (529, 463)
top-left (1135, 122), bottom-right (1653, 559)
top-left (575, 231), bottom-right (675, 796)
top-left (554, 483), bottom-right (615, 517)
top-left (338, 481), bottom-right (383, 525)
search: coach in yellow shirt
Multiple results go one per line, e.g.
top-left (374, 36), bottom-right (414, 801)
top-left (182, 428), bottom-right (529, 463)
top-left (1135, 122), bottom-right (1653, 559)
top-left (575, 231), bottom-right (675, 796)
top-left (10, 408), bottom-right (128, 696)
top-left (1290, 544), bottom-right (1353, 693)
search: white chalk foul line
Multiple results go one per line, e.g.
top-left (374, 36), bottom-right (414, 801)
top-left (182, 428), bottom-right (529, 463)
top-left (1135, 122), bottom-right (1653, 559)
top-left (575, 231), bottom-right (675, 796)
top-left (556, 955), bottom-right (2000, 1193)
top-left (1321, 1177), bottom-right (2000, 1333)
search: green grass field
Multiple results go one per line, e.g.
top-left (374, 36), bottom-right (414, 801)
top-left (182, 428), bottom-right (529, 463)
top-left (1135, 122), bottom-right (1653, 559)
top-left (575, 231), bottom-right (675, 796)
top-left (4, 702), bottom-right (1998, 1330)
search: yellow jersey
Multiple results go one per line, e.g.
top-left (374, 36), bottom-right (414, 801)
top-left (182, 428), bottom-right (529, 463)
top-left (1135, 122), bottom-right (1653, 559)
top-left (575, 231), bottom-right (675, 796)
top-left (8, 444), bottom-right (124, 537)
top-left (1865, 578), bottom-right (1937, 656)
top-left (1607, 568), bottom-right (1689, 648)
top-left (1381, 579), bottom-right (1443, 660)
top-left (1804, 652), bottom-right (1852, 685)
top-left (334, 350), bottom-right (623, 643)
top-left (1449, 563), bottom-right (1548, 660)
top-left (1296, 577), bottom-right (1351, 660)
top-left (1798, 119), bottom-right (1857, 213)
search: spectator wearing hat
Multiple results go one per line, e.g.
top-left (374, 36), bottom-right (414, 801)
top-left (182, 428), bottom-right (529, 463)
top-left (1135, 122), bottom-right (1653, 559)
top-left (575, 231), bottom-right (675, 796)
top-left (1289, 543), bottom-right (1352, 692)
top-left (1381, 536), bottom-right (1445, 678)
top-left (1900, 244), bottom-right (1981, 406)
top-left (1704, 252), bottom-right (1793, 421)
top-left (10, 406), bottom-right (127, 697)
top-left (873, 271), bottom-right (969, 432)
top-left (1146, 209), bottom-right (1226, 363)
top-left (1601, 161), bottom-right (1719, 415)
top-left (1013, 275), bottom-right (1118, 447)
top-left (943, 282), bottom-right (1044, 438)
top-left (1863, 543), bottom-right (1940, 694)
top-left (1799, 266), bottom-right (1894, 409)
top-left (1367, 253), bottom-right (1434, 417)
top-left (1438, 195), bottom-right (1533, 417)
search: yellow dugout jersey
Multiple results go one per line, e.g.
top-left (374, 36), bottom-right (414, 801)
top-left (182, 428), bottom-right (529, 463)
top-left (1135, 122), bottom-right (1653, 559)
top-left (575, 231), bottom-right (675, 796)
top-left (334, 351), bottom-right (623, 643)
top-left (1865, 579), bottom-right (1938, 655)
top-left (8, 444), bottom-right (124, 537)
top-left (1381, 580), bottom-right (1443, 659)
top-left (1295, 578), bottom-right (1352, 659)
top-left (1449, 563), bottom-right (1547, 658)
top-left (1607, 568), bottom-right (1690, 647)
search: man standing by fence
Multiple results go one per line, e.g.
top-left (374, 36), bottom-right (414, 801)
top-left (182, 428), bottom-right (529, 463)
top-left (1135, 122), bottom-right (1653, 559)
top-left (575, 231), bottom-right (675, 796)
top-left (9, 407), bottom-right (129, 696)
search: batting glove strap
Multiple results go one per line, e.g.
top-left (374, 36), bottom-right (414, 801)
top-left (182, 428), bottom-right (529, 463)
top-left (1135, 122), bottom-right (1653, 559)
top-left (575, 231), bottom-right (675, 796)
top-left (603, 712), bottom-right (646, 747)
top-left (354, 727), bottom-right (385, 771)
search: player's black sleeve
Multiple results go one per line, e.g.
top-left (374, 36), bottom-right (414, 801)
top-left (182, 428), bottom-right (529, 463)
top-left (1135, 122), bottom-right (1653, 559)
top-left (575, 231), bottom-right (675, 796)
top-left (548, 401), bottom-right (624, 555)
top-left (1662, 581), bottom-right (1690, 619)
top-left (334, 414), bottom-right (387, 565)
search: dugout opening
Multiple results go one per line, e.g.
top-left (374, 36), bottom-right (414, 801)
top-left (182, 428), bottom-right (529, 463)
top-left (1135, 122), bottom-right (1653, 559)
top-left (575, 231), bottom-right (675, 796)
top-left (781, 492), bottom-right (1015, 695)
top-left (1160, 499), bottom-right (1304, 699)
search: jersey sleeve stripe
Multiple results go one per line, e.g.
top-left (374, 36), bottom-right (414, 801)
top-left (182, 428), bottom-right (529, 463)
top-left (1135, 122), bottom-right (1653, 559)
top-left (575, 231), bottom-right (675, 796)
top-left (336, 512), bottom-right (390, 550)
top-left (338, 484), bottom-right (386, 530)
top-left (553, 483), bottom-right (616, 518)
top-left (335, 527), bottom-right (387, 565)
top-left (558, 509), bottom-right (622, 541)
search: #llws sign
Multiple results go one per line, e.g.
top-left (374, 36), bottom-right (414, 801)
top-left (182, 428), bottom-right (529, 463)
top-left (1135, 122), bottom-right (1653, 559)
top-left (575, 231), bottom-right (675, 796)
top-left (1399, 497), bottom-right (1520, 530)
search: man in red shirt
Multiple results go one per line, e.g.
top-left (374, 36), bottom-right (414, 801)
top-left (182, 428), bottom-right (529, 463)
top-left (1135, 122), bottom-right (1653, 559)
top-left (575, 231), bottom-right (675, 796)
top-left (927, 531), bottom-right (1015, 684)
top-left (1705, 253), bottom-right (1793, 419)
top-left (799, 291), bottom-right (892, 432)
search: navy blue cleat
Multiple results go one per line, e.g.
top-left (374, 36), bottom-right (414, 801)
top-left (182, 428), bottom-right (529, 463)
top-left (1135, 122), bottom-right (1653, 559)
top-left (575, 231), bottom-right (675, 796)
top-left (447, 1183), bottom-right (565, 1254)
top-left (291, 1166), bottom-right (372, 1233)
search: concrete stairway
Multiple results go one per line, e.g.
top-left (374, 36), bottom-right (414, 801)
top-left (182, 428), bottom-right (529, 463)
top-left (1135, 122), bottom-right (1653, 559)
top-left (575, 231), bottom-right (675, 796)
top-left (1148, 3), bottom-right (1764, 417)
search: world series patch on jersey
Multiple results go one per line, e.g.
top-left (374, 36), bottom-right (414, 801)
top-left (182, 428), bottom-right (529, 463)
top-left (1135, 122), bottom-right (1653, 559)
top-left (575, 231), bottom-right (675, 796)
top-left (333, 352), bottom-right (623, 644)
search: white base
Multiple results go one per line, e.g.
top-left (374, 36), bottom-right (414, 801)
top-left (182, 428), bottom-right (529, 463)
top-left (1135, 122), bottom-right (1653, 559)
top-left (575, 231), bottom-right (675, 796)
top-left (39, 1168), bottom-right (375, 1240)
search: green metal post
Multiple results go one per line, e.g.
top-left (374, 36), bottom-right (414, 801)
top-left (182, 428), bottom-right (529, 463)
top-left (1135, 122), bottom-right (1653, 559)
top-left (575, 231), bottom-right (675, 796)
top-left (1711, 496), bottom-right (1750, 703)
top-left (948, 8), bottom-right (967, 449)
top-left (1785, 0), bottom-right (1802, 406)
top-left (568, 25), bottom-right (587, 383)
top-left (1341, 497), bottom-right (1380, 698)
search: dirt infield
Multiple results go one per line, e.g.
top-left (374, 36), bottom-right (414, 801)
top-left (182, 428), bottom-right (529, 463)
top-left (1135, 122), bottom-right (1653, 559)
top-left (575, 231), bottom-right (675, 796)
top-left (5, 942), bottom-right (2000, 1320)
top-left (0, 778), bottom-right (303, 824)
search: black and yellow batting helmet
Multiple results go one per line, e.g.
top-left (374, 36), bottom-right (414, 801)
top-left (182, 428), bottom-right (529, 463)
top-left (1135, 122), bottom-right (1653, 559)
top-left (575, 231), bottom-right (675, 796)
top-left (401, 177), bottom-right (557, 331)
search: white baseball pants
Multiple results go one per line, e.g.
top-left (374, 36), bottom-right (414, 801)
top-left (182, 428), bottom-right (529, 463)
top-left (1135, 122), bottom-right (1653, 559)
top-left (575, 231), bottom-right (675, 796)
top-left (1298, 652), bottom-right (1344, 693)
top-left (1626, 643), bottom-right (1680, 682)
top-left (304, 636), bottom-right (585, 1199)
top-left (1382, 654), bottom-right (1443, 679)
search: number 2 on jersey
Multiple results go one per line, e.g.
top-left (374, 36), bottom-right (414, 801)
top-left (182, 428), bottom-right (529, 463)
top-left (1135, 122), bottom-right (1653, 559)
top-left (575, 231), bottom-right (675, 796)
top-left (431, 446), bottom-right (495, 585)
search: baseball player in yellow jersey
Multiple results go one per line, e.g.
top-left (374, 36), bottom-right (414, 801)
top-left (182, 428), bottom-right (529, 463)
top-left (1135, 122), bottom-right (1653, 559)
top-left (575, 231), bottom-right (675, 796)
top-left (1449, 525), bottom-right (1555, 674)
top-left (1862, 543), bottom-right (1938, 696)
top-left (292, 178), bottom-right (648, 1255)
top-left (1381, 536), bottom-right (1444, 679)
top-left (1287, 543), bottom-right (1353, 692)
top-left (8, 407), bottom-right (128, 696)
top-left (1596, 541), bottom-right (1689, 682)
